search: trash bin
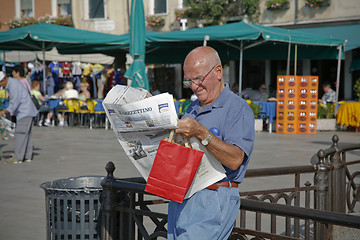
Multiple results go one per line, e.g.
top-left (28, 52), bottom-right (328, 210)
top-left (40, 176), bottom-right (104, 240)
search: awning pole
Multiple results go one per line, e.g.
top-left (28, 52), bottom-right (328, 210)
top-left (2, 52), bottom-right (6, 72)
top-left (335, 45), bottom-right (342, 115)
top-left (238, 41), bottom-right (243, 96)
top-left (42, 42), bottom-right (46, 95)
top-left (203, 35), bottom-right (209, 46)
top-left (286, 40), bottom-right (291, 75)
top-left (294, 44), bottom-right (297, 76)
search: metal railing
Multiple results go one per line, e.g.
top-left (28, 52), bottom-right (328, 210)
top-left (100, 135), bottom-right (360, 239)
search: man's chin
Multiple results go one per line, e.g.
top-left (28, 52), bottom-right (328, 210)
top-left (197, 95), bottom-right (207, 103)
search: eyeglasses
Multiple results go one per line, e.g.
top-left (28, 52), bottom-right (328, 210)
top-left (183, 65), bottom-right (217, 87)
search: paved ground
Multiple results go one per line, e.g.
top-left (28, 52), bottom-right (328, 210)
top-left (0, 126), bottom-right (359, 240)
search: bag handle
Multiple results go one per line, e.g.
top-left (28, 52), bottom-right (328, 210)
top-left (166, 130), bottom-right (193, 149)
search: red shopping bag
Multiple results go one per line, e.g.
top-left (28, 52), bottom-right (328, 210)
top-left (145, 130), bottom-right (204, 203)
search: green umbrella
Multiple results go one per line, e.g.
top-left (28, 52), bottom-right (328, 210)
top-left (124, 0), bottom-right (149, 91)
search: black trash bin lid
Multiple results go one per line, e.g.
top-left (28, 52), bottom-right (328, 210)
top-left (40, 175), bottom-right (104, 192)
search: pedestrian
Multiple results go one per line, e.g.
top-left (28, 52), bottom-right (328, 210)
top-left (12, 65), bottom-right (31, 92)
top-left (168, 46), bottom-right (255, 239)
top-left (0, 71), bottom-right (38, 164)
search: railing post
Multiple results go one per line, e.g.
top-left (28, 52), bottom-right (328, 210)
top-left (101, 161), bottom-right (117, 240)
top-left (329, 135), bottom-right (346, 213)
top-left (314, 149), bottom-right (330, 239)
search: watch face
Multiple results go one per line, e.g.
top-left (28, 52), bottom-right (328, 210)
top-left (202, 139), bottom-right (208, 146)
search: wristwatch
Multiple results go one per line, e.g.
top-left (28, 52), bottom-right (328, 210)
top-left (201, 132), bottom-right (213, 146)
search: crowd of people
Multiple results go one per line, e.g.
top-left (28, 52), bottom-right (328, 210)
top-left (0, 62), bottom-right (101, 163)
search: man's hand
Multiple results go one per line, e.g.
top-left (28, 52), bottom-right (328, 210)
top-left (176, 117), bottom-right (245, 170)
top-left (176, 117), bottom-right (208, 141)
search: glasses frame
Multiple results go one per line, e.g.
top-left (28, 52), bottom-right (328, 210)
top-left (183, 64), bottom-right (217, 87)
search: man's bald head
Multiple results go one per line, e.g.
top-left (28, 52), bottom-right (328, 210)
top-left (184, 46), bottom-right (221, 69)
top-left (183, 46), bottom-right (224, 106)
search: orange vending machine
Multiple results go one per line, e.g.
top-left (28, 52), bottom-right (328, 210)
top-left (276, 76), bottom-right (318, 134)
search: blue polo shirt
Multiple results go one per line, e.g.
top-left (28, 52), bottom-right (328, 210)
top-left (183, 85), bottom-right (255, 183)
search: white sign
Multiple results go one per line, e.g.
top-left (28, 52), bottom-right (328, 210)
top-left (94, 20), bottom-right (115, 31)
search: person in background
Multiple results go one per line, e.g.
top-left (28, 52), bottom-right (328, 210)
top-left (231, 82), bottom-right (239, 95)
top-left (30, 81), bottom-right (53, 127)
top-left (79, 82), bottom-right (91, 110)
top-left (151, 82), bottom-right (161, 96)
top-left (0, 71), bottom-right (38, 164)
top-left (79, 82), bottom-right (91, 101)
top-left (46, 67), bottom-right (55, 97)
top-left (319, 82), bottom-right (336, 104)
top-left (12, 65), bottom-right (31, 92)
top-left (268, 83), bottom-right (277, 102)
top-left (55, 81), bottom-right (79, 126)
top-left (168, 46), bottom-right (255, 239)
top-left (232, 82), bottom-right (249, 99)
top-left (251, 83), bottom-right (269, 102)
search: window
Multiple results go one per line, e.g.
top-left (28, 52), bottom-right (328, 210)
top-left (57, 0), bottom-right (72, 16)
top-left (89, 0), bottom-right (105, 19)
top-left (21, 0), bottom-right (33, 17)
top-left (154, 0), bottom-right (166, 14)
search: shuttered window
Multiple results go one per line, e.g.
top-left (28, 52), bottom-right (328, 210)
top-left (89, 0), bottom-right (105, 19)
top-left (57, 0), bottom-right (71, 16)
top-left (154, 0), bottom-right (166, 14)
top-left (21, 0), bottom-right (33, 17)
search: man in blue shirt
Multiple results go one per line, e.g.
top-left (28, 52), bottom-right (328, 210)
top-left (0, 71), bottom-right (38, 164)
top-left (167, 46), bottom-right (255, 239)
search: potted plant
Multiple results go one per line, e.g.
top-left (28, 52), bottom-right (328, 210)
top-left (353, 77), bottom-right (360, 101)
top-left (248, 100), bottom-right (263, 131)
top-left (317, 102), bottom-right (336, 131)
top-left (146, 15), bottom-right (164, 30)
top-left (305, 0), bottom-right (330, 9)
top-left (266, 0), bottom-right (290, 10)
top-left (8, 15), bottom-right (73, 29)
top-left (176, 0), bottom-right (260, 26)
top-left (175, 9), bottom-right (186, 21)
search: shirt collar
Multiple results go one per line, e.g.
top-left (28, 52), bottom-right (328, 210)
top-left (211, 84), bottom-right (231, 108)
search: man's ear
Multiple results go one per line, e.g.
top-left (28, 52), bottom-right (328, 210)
top-left (216, 65), bottom-right (222, 80)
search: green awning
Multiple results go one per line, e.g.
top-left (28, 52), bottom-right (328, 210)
top-left (144, 21), bottom-right (345, 64)
top-left (295, 24), bottom-right (360, 52)
top-left (0, 23), bottom-right (129, 52)
top-left (350, 59), bottom-right (360, 73)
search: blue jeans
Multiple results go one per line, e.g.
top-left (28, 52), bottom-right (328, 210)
top-left (167, 186), bottom-right (240, 240)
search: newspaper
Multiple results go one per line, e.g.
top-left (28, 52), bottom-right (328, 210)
top-left (103, 85), bottom-right (226, 199)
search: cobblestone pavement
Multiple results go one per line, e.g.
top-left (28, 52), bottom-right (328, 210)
top-left (0, 126), bottom-right (359, 240)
